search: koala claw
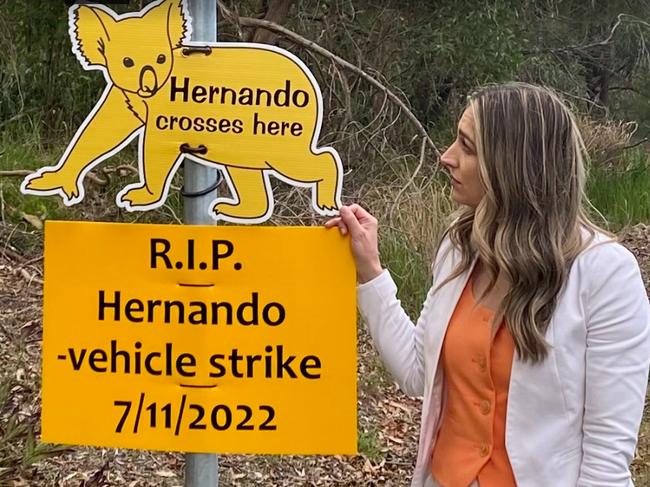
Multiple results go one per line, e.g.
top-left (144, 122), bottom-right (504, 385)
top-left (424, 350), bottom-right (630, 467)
top-left (119, 187), bottom-right (160, 207)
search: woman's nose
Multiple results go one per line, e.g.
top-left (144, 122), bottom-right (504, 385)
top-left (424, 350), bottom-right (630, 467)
top-left (440, 146), bottom-right (457, 168)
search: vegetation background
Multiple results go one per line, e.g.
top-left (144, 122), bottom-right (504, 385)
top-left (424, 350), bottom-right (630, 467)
top-left (0, 0), bottom-right (649, 485)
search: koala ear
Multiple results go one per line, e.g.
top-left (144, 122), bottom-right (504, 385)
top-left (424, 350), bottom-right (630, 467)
top-left (167, 0), bottom-right (190, 47)
top-left (147, 0), bottom-right (189, 47)
top-left (70, 5), bottom-right (115, 67)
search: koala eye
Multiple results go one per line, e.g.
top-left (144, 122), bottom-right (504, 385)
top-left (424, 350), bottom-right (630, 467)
top-left (123, 57), bottom-right (135, 68)
top-left (156, 54), bottom-right (166, 64)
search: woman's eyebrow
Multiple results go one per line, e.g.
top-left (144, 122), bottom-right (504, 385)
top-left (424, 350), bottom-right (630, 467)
top-left (458, 129), bottom-right (476, 148)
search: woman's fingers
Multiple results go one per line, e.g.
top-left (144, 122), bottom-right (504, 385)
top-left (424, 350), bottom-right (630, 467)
top-left (348, 203), bottom-right (373, 221)
top-left (325, 216), bottom-right (349, 235)
top-left (339, 206), bottom-right (364, 235)
top-left (324, 216), bottom-right (341, 228)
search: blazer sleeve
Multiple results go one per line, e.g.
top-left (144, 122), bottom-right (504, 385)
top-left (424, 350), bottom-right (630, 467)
top-left (356, 241), bottom-right (451, 397)
top-left (578, 243), bottom-right (650, 487)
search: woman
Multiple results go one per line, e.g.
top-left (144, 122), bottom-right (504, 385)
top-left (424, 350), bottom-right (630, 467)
top-left (326, 83), bottom-right (650, 487)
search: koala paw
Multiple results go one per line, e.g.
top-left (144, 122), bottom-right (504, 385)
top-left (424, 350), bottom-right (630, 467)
top-left (119, 187), bottom-right (161, 207)
top-left (24, 171), bottom-right (80, 201)
top-left (316, 195), bottom-right (339, 216)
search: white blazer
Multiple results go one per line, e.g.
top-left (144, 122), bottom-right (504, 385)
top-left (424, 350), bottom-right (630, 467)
top-left (357, 232), bottom-right (650, 487)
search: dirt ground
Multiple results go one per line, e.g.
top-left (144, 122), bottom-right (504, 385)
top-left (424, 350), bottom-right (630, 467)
top-left (0, 221), bottom-right (648, 486)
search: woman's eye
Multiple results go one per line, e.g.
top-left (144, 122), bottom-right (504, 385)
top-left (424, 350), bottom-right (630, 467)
top-left (123, 57), bottom-right (135, 68)
top-left (157, 54), bottom-right (166, 64)
top-left (460, 138), bottom-right (473, 154)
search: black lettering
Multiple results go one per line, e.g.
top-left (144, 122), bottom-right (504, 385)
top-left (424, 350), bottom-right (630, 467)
top-left (253, 112), bottom-right (265, 135)
top-left (246, 355), bottom-right (262, 377)
top-left (237, 292), bottom-right (259, 325)
top-left (165, 343), bottom-right (173, 375)
top-left (220, 87), bottom-right (236, 105)
top-left (98, 290), bottom-right (120, 321)
top-left (276, 345), bottom-right (297, 378)
top-left (188, 302), bottom-right (207, 324)
top-left (170, 76), bottom-right (189, 102)
top-left (156, 115), bottom-right (169, 130)
top-left (205, 117), bottom-right (218, 132)
top-left (232, 118), bottom-right (244, 134)
top-left (211, 301), bottom-right (233, 324)
top-left (255, 88), bottom-right (271, 106)
top-left (292, 89), bottom-right (309, 107)
top-left (274, 80), bottom-right (291, 107)
top-left (290, 122), bottom-right (303, 137)
top-left (179, 116), bottom-right (192, 131)
top-left (111, 339), bottom-right (130, 373)
top-left (125, 299), bottom-right (144, 322)
top-left (212, 239), bottom-right (234, 269)
top-left (193, 116), bottom-right (205, 132)
top-left (208, 354), bottom-right (226, 377)
top-left (150, 238), bottom-right (172, 269)
top-left (264, 345), bottom-right (273, 378)
top-left (68, 348), bottom-right (87, 370)
top-left (238, 87), bottom-right (253, 105)
top-left (300, 356), bottom-right (321, 379)
top-left (176, 353), bottom-right (196, 377)
top-left (262, 302), bottom-right (285, 326)
top-left (187, 239), bottom-right (195, 270)
top-left (144, 352), bottom-right (162, 375)
top-left (218, 118), bottom-right (231, 132)
top-left (267, 120), bottom-right (279, 136)
top-left (164, 301), bottom-right (184, 324)
top-left (208, 85), bottom-right (219, 103)
top-left (147, 300), bottom-right (161, 322)
top-left (229, 348), bottom-right (244, 378)
top-left (192, 85), bottom-right (207, 103)
top-left (134, 341), bottom-right (142, 374)
top-left (88, 349), bottom-right (108, 372)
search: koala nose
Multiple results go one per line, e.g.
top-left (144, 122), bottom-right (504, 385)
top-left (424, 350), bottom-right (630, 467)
top-left (138, 65), bottom-right (158, 97)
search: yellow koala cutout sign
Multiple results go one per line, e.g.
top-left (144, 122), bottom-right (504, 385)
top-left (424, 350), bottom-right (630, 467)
top-left (21, 0), bottom-right (342, 223)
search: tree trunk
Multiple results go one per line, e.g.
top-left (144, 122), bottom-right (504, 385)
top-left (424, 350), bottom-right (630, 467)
top-left (251, 0), bottom-right (294, 45)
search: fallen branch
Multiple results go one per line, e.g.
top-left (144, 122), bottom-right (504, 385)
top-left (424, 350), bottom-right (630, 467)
top-left (217, 2), bottom-right (440, 159)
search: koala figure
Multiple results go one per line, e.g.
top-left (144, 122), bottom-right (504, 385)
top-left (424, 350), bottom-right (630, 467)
top-left (21, 0), bottom-right (342, 223)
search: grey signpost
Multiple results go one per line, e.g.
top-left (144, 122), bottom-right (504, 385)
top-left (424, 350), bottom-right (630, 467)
top-left (183, 1), bottom-right (220, 485)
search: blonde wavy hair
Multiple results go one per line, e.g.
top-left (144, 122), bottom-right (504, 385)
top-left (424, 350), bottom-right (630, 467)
top-left (438, 82), bottom-right (611, 363)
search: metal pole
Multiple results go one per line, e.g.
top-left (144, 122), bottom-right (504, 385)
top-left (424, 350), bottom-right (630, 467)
top-left (184, 1), bottom-right (219, 486)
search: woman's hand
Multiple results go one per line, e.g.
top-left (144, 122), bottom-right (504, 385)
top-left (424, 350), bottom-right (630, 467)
top-left (325, 204), bottom-right (383, 283)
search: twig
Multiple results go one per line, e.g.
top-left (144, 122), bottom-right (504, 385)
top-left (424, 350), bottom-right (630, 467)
top-left (390, 137), bottom-right (428, 219)
top-left (217, 2), bottom-right (441, 159)
top-left (618, 137), bottom-right (648, 151)
top-left (0, 170), bottom-right (31, 177)
top-left (0, 246), bottom-right (25, 263)
top-left (15, 267), bottom-right (43, 286)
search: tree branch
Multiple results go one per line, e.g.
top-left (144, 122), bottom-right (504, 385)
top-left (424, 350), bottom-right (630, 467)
top-left (217, 2), bottom-right (440, 159)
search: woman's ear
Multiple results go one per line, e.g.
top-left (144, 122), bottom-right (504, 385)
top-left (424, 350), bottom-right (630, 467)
top-left (70, 5), bottom-right (116, 67)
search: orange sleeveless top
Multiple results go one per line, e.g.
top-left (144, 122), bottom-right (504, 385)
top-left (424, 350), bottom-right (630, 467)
top-left (430, 278), bottom-right (517, 487)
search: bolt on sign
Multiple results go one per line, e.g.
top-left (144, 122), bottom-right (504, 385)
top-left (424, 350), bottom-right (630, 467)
top-left (42, 221), bottom-right (357, 454)
top-left (20, 0), bottom-right (343, 224)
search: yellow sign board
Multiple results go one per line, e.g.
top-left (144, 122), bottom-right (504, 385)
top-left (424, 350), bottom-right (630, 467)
top-left (21, 0), bottom-right (343, 224)
top-left (41, 221), bottom-right (357, 454)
